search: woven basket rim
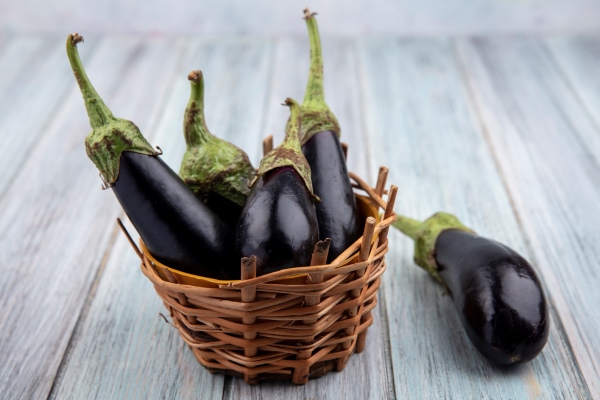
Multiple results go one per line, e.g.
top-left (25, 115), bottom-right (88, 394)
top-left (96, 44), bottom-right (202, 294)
top-left (129, 170), bottom-right (396, 287)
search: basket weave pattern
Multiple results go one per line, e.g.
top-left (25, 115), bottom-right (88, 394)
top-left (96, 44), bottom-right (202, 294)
top-left (129, 168), bottom-right (397, 385)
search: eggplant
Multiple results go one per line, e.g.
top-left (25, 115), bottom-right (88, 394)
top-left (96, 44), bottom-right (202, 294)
top-left (296, 9), bottom-right (360, 262)
top-left (237, 99), bottom-right (319, 275)
top-left (66, 33), bottom-right (238, 279)
top-left (179, 70), bottom-right (256, 227)
top-left (393, 212), bottom-right (549, 365)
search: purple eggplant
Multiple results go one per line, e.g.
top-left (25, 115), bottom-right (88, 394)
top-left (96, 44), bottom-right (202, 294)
top-left (67, 33), bottom-right (238, 279)
top-left (179, 70), bottom-right (255, 227)
top-left (237, 99), bottom-right (319, 275)
top-left (296, 9), bottom-right (360, 262)
top-left (393, 213), bottom-right (549, 365)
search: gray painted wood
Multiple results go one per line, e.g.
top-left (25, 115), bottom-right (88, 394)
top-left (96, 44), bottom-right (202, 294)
top-left (545, 36), bottom-right (600, 134)
top-left (51, 38), bottom-right (275, 399)
top-left (225, 37), bottom-right (394, 400)
top-left (0, 36), bottom-right (85, 197)
top-left (0, 36), bottom-right (182, 399)
top-left (1, 33), bottom-right (599, 399)
top-left (457, 37), bottom-right (600, 397)
top-left (2, 1), bottom-right (600, 35)
top-left (359, 37), bottom-right (590, 399)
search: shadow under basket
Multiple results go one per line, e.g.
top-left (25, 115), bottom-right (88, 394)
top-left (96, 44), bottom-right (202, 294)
top-left (119, 167), bottom-right (397, 385)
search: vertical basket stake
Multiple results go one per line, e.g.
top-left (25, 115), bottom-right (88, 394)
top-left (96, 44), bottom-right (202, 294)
top-left (304, 238), bottom-right (331, 323)
top-left (341, 142), bottom-right (348, 160)
top-left (262, 135), bottom-right (273, 156)
top-left (161, 267), bottom-right (197, 324)
top-left (377, 185), bottom-right (398, 246)
top-left (356, 186), bottom-right (397, 354)
top-left (375, 166), bottom-right (389, 198)
top-left (336, 217), bottom-right (376, 371)
top-left (116, 218), bottom-right (143, 261)
top-left (292, 239), bottom-right (331, 385)
top-left (241, 256), bottom-right (258, 383)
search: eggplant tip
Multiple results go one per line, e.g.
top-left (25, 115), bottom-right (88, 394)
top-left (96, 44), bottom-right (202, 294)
top-left (303, 8), bottom-right (317, 19)
top-left (188, 70), bottom-right (203, 82)
top-left (69, 33), bottom-right (84, 46)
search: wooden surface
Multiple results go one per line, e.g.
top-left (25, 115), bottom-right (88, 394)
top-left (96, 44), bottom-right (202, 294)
top-left (0, 34), bottom-right (599, 399)
top-left (3, 0), bottom-right (600, 35)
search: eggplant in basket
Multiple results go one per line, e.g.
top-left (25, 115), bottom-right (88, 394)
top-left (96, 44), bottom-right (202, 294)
top-left (295, 9), bottom-right (360, 262)
top-left (66, 33), bottom-right (238, 279)
top-left (237, 98), bottom-right (319, 276)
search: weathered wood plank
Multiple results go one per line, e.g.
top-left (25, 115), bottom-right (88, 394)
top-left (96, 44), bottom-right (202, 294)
top-left (0, 36), bottom-right (87, 197)
top-left (50, 38), bottom-right (275, 399)
top-left (359, 37), bottom-right (589, 398)
top-left (225, 37), bottom-right (395, 400)
top-left (0, 36), bottom-right (183, 399)
top-left (545, 36), bottom-right (600, 135)
top-left (457, 37), bottom-right (600, 396)
top-left (3, 1), bottom-right (600, 35)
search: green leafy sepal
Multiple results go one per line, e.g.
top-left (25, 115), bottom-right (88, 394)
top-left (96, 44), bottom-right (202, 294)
top-left (393, 212), bottom-right (475, 283)
top-left (256, 98), bottom-right (318, 201)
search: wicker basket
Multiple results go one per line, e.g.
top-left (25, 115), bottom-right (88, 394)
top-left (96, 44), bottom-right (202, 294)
top-left (119, 165), bottom-right (397, 385)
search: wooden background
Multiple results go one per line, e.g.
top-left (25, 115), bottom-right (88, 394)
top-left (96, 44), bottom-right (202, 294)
top-left (1, 2), bottom-right (600, 399)
top-left (2, 0), bottom-right (600, 35)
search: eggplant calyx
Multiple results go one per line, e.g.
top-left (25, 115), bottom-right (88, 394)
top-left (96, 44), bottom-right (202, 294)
top-left (66, 33), bottom-right (157, 185)
top-left (179, 70), bottom-right (255, 206)
top-left (295, 8), bottom-right (340, 144)
top-left (393, 212), bottom-right (474, 284)
top-left (256, 98), bottom-right (319, 201)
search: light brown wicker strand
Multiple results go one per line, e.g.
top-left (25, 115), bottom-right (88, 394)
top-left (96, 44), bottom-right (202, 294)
top-left (335, 216), bottom-right (376, 371)
top-left (304, 239), bottom-right (331, 323)
top-left (375, 166), bottom-right (389, 197)
top-left (341, 142), bottom-right (348, 160)
top-left (292, 239), bottom-right (332, 384)
top-left (240, 256), bottom-right (258, 383)
top-left (262, 135), bottom-right (273, 156)
top-left (357, 185), bottom-right (398, 353)
top-left (377, 185), bottom-right (398, 247)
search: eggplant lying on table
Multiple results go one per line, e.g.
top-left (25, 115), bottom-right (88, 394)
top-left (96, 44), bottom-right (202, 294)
top-left (294, 9), bottom-right (360, 263)
top-left (237, 98), bottom-right (319, 276)
top-left (66, 33), bottom-right (239, 280)
top-left (393, 212), bottom-right (549, 365)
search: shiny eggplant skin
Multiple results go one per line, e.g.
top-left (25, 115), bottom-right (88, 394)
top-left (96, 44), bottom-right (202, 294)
top-left (205, 192), bottom-right (243, 229)
top-left (302, 131), bottom-right (360, 262)
top-left (236, 166), bottom-right (319, 275)
top-left (113, 151), bottom-right (238, 279)
top-left (435, 229), bottom-right (549, 365)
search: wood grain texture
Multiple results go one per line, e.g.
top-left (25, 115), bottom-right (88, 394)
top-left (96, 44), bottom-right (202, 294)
top-left (0, 36), bottom-right (84, 197)
top-left (359, 37), bottom-right (589, 399)
top-left (224, 37), bottom-right (395, 400)
top-left (457, 37), bottom-right (600, 397)
top-left (545, 36), bottom-right (600, 133)
top-left (2, 0), bottom-right (600, 35)
top-left (0, 36), bottom-right (182, 399)
top-left (50, 38), bottom-right (275, 399)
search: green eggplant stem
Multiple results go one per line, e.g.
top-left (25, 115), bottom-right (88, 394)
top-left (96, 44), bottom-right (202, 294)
top-left (286, 98), bottom-right (301, 136)
top-left (295, 8), bottom-right (340, 143)
top-left (393, 215), bottom-right (422, 240)
top-left (66, 33), bottom-right (114, 129)
top-left (255, 98), bottom-right (318, 200)
top-left (184, 70), bottom-right (211, 146)
top-left (66, 33), bottom-right (157, 185)
top-left (303, 9), bottom-right (325, 108)
top-left (391, 212), bottom-right (476, 284)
